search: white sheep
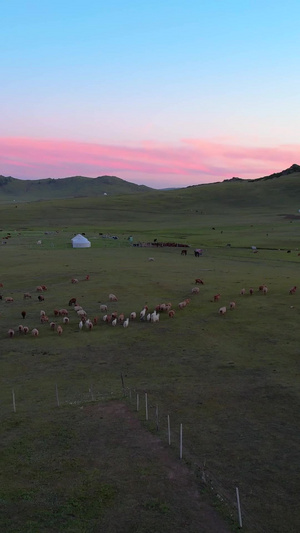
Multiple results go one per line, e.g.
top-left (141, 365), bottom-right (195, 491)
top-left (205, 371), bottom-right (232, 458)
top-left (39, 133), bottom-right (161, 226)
top-left (123, 318), bottom-right (129, 327)
top-left (8, 328), bottom-right (15, 337)
top-left (229, 301), bottom-right (236, 310)
top-left (192, 287), bottom-right (200, 294)
top-left (100, 304), bottom-right (108, 312)
top-left (78, 320), bottom-right (83, 330)
top-left (109, 293), bottom-right (118, 302)
top-left (31, 328), bottom-right (39, 336)
top-left (148, 257), bottom-right (154, 261)
top-left (63, 316), bottom-right (69, 324)
top-left (112, 318), bottom-right (117, 326)
top-left (130, 312), bottom-right (136, 320)
top-left (219, 306), bottom-right (227, 315)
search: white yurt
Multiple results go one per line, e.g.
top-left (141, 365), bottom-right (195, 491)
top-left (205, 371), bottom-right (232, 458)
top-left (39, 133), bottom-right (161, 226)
top-left (71, 234), bottom-right (91, 248)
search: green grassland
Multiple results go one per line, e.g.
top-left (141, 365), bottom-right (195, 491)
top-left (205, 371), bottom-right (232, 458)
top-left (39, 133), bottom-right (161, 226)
top-left (0, 178), bottom-right (300, 532)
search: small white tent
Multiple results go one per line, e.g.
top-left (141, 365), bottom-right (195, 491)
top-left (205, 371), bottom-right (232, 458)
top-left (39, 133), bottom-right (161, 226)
top-left (71, 234), bottom-right (91, 248)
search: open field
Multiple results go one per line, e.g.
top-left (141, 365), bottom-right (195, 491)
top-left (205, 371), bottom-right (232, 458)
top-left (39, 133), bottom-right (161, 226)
top-left (1, 189), bottom-right (300, 532)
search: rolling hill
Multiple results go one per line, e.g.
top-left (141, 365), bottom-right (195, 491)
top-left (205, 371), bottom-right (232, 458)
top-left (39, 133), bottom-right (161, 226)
top-left (0, 174), bottom-right (153, 202)
top-left (0, 165), bottom-right (299, 213)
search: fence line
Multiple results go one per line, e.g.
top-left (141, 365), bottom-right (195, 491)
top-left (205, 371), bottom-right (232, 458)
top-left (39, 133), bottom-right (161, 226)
top-left (3, 382), bottom-right (267, 532)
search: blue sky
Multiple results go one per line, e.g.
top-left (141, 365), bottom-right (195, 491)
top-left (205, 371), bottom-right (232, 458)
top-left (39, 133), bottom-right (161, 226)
top-left (1, 0), bottom-right (300, 187)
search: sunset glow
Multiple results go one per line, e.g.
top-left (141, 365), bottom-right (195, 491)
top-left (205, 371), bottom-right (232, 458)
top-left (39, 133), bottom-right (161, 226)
top-left (1, 1), bottom-right (300, 188)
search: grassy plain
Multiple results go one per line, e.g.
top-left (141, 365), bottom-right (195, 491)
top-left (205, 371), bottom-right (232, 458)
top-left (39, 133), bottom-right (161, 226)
top-left (0, 183), bottom-right (300, 532)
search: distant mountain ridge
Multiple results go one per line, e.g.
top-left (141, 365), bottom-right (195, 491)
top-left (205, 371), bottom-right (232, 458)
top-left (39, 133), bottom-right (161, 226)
top-left (0, 174), bottom-right (153, 202)
top-left (224, 164), bottom-right (300, 183)
top-left (0, 164), bottom-right (299, 202)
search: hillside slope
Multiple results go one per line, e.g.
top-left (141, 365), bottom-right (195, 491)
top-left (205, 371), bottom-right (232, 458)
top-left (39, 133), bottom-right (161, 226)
top-left (0, 175), bottom-right (152, 202)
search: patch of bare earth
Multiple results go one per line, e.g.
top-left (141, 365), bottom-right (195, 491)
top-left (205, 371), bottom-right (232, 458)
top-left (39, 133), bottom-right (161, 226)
top-left (83, 401), bottom-right (233, 533)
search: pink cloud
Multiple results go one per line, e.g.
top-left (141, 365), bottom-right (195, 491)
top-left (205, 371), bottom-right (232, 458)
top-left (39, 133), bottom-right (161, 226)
top-left (0, 136), bottom-right (299, 187)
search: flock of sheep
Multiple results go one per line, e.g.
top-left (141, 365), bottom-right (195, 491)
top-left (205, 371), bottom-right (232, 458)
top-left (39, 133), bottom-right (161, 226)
top-left (1, 277), bottom-right (297, 339)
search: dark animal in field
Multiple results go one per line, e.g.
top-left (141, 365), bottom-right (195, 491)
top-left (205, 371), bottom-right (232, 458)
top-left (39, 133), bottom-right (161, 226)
top-left (213, 294), bottom-right (221, 302)
top-left (38, 295), bottom-right (45, 301)
top-left (181, 249), bottom-right (187, 256)
top-left (68, 297), bottom-right (77, 306)
top-left (21, 310), bottom-right (26, 319)
top-left (289, 286), bottom-right (297, 295)
top-left (195, 278), bottom-right (204, 284)
top-left (249, 288), bottom-right (254, 295)
top-left (23, 292), bottom-right (31, 299)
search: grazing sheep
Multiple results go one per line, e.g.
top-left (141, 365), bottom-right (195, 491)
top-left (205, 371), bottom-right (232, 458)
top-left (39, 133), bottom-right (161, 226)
top-left (93, 317), bottom-right (98, 325)
top-left (8, 328), bottom-right (15, 337)
top-left (36, 286), bottom-right (43, 292)
top-left (71, 278), bottom-right (79, 284)
top-left (168, 310), bottom-right (175, 318)
top-left (249, 288), bottom-right (254, 295)
top-left (181, 249), bottom-right (187, 256)
top-left (5, 297), bottom-right (14, 303)
top-left (21, 310), bottom-right (26, 319)
top-left (77, 309), bottom-right (86, 319)
top-left (258, 285), bottom-right (265, 291)
top-left (191, 287), bottom-right (200, 294)
top-left (23, 292), bottom-right (31, 299)
top-left (68, 297), bottom-right (77, 306)
top-left (85, 275), bottom-right (90, 280)
top-left (146, 313), bottom-right (151, 321)
top-left (18, 325), bottom-right (24, 334)
top-left (178, 301), bottom-right (187, 309)
top-left (23, 326), bottom-right (29, 335)
top-left (118, 313), bottom-right (125, 323)
top-left (140, 307), bottom-right (148, 320)
top-left (195, 278), bottom-right (204, 284)
top-left (31, 328), bottom-right (39, 336)
top-left (100, 304), bottom-right (108, 312)
top-left (263, 286), bottom-right (268, 295)
top-left (57, 325), bottom-right (63, 335)
top-left (85, 319), bottom-right (93, 330)
top-left (123, 318), bottom-right (129, 327)
top-left (41, 285), bottom-right (47, 291)
top-left (38, 295), bottom-right (45, 301)
top-left (78, 320), bottom-right (83, 330)
top-left (289, 286), bottom-right (297, 295)
top-left (74, 305), bottom-right (83, 311)
top-left (54, 309), bottom-right (60, 317)
top-left (103, 314), bottom-right (108, 322)
top-left (63, 316), bottom-right (69, 324)
top-left (109, 293), bottom-right (118, 302)
top-left (213, 294), bottom-right (221, 302)
top-left (59, 309), bottom-right (68, 316)
top-left (112, 318), bottom-right (117, 326)
top-left (50, 322), bottom-right (56, 330)
top-left (40, 315), bottom-right (49, 323)
top-left (130, 312), bottom-right (137, 320)
top-left (148, 257), bottom-right (154, 261)
top-left (40, 310), bottom-right (46, 317)
top-left (219, 306), bottom-right (227, 315)
top-left (240, 288), bottom-right (246, 295)
top-left (229, 301), bottom-right (236, 310)
top-left (111, 312), bottom-right (118, 319)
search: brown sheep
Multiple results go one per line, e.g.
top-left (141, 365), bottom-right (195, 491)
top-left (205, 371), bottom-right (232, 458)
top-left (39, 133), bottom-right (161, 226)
top-left (57, 325), bottom-right (63, 335)
top-left (23, 292), bottom-right (31, 299)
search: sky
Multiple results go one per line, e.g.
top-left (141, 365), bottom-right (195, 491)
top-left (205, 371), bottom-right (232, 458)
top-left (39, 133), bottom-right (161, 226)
top-left (1, 0), bottom-right (300, 188)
